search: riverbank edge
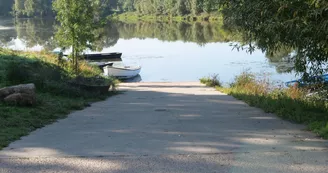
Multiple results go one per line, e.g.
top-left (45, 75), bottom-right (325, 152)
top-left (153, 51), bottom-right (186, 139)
top-left (200, 75), bottom-right (328, 139)
top-left (0, 48), bottom-right (118, 150)
top-left (110, 12), bottom-right (223, 22)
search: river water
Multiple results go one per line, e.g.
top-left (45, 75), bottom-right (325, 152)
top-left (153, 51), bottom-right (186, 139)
top-left (0, 18), bottom-right (297, 84)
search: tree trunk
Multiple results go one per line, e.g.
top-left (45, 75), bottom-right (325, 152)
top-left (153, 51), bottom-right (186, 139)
top-left (72, 29), bottom-right (76, 73)
top-left (75, 49), bottom-right (79, 74)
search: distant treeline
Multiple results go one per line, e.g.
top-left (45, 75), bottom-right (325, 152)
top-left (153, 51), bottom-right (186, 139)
top-left (0, 0), bottom-right (53, 17)
top-left (0, 18), bottom-right (239, 49)
top-left (115, 21), bottom-right (236, 44)
top-left (0, 0), bottom-right (220, 17)
top-left (0, 0), bottom-right (114, 17)
top-left (117, 0), bottom-right (220, 15)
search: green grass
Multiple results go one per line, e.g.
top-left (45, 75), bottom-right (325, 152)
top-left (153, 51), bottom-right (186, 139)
top-left (200, 74), bottom-right (222, 87)
top-left (0, 48), bottom-right (117, 149)
top-left (201, 71), bottom-right (328, 138)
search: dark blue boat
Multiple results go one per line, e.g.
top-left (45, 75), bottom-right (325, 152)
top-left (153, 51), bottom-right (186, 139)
top-left (53, 50), bottom-right (122, 61)
top-left (285, 74), bottom-right (328, 87)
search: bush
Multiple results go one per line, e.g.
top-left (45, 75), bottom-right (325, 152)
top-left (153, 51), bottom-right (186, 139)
top-left (200, 74), bottom-right (222, 87)
top-left (71, 75), bottom-right (115, 86)
top-left (6, 60), bottom-right (67, 87)
top-left (0, 49), bottom-right (117, 150)
top-left (230, 70), bottom-right (255, 87)
top-left (219, 71), bottom-right (328, 138)
top-left (4, 54), bottom-right (116, 99)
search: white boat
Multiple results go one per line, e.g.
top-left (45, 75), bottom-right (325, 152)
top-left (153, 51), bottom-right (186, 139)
top-left (103, 63), bottom-right (141, 79)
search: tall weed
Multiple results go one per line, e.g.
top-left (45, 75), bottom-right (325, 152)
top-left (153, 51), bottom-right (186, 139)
top-left (216, 71), bottom-right (328, 138)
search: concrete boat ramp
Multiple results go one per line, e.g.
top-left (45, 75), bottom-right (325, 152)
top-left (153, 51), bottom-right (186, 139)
top-left (0, 82), bottom-right (327, 173)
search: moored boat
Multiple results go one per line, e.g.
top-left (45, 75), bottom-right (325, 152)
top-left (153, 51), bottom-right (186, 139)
top-left (88, 61), bottom-right (113, 66)
top-left (103, 64), bottom-right (141, 79)
top-left (53, 49), bottom-right (141, 79)
top-left (285, 74), bottom-right (328, 87)
top-left (80, 53), bottom-right (122, 61)
top-left (53, 50), bottom-right (122, 61)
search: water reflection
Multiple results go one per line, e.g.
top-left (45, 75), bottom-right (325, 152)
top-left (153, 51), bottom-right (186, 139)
top-left (121, 75), bottom-right (142, 83)
top-left (0, 19), bottom-right (240, 50)
top-left (0, 18), bottom-right (16, 47)
top-left (115, 21), bottom-right (239, 45)
top-left (0, 18), bottom-right (296, 82)
top-left (15, 18), bottom-right (56, 50)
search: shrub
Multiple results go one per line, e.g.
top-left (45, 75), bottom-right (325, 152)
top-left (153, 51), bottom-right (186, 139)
top-left (4, 52), bottom-right (116, 99)
top-left (220, 71), bottom-right (328, 138)
top-left (200, 74), bottom-right (222, 87)
top-left (230, 70), bottom-right (255, 87)
top-left (6, 61), bottom-right (67, 87)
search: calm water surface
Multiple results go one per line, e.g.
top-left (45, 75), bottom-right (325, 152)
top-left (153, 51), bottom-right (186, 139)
top-left (0, 18), bottom-right (296, 84)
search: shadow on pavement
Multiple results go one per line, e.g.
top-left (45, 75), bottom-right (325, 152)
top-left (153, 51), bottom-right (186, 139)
top-left (0, 83), bottom-right (327, 173)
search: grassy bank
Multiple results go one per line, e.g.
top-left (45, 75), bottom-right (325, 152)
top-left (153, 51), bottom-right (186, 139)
top-left (110, 12), bottom-right (222, 23)
top-left (0, 48), bottom-right (117, 149)
top-left (200, 72), bottom-right (328, 138)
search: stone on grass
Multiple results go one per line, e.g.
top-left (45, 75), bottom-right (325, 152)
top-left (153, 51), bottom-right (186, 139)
top-left (4, 93), bottom-right (36, 106)
top-left (0, 84), bottom-right (36, 106)
top-left (0, 83), bottom-right (35, 99)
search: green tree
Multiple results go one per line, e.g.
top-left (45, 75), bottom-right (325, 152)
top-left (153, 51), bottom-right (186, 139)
top-left (12, 0), bottom-right (53, 17)
top-left (119, 0), bottom-right (135, 12)
top-left (53, 0), bottom-right (101, 74)
top-left (15, 18), bottom-right (56, 49)
top-left (24, 0), bottom-right (37, 17)
top-left (266, 47), bottom-right (294, 74)
top-left (176, 0), bottom-right (187, 15)
top-left (220, 0), bottom-right (328, 77)
top-left (191, 0), bottom-right (203, 15)
top-left (203, 0), bottom-right (216, 13)
top-left (13, 0), bottom-right (25, 17)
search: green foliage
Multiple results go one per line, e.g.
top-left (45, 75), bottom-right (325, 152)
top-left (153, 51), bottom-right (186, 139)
top-left (220, 0), bottom-right (328, 78)
top-left (5, 61), bottom-right (86, 98)
top-left (12, 0), bottom-right (53, 17)
top-left (4, 0), bottom-right (328, 78)
top-left (113, 20), bottom-right (237, 45)
top-left (53, 0), bottom-right (102, 74)
top-left (0, 92), bottom-right (93, 149)
top-left (308, 122), bottom-right (328, 139)
top-left (1, 17), bottom-right (239, 49)
top-left (217, 72), bottom-right (328, 138)
top-left (266, 47), bottom-right (295, 74)
top-left (115, 12), bottom-right (222, 22)
top-left (0, 48), bottom-right (117, 149)
top-left (230, 70), bottom-right (256, 88)
top-left (117, 0), bottom-right (220, 16)
top-left (4, 0), bottom-right (222, 17)
top-left (14, 19), bottom-right (56, 50)
top-left (200, 74), bottom-right (222, 87)
top-left (119, 0), bottom-right (135, 12)
top-left (2, 49), bottom-right (115, 98)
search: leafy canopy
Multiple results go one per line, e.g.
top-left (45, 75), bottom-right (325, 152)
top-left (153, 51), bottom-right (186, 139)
top-left (53, 0), bottom-right (101, 73)
top-left (220, 0), bottom-right (328, 78)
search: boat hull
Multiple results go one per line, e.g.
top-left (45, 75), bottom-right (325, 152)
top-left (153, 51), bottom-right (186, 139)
top-left (57, 52), bottom-right (123, 61)
top-left (286, 74), bottom-right (328, 87)
top-left (104, 66), bottom-right (141, 79)
top-left (83, 53), bottom-right (122, 61)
